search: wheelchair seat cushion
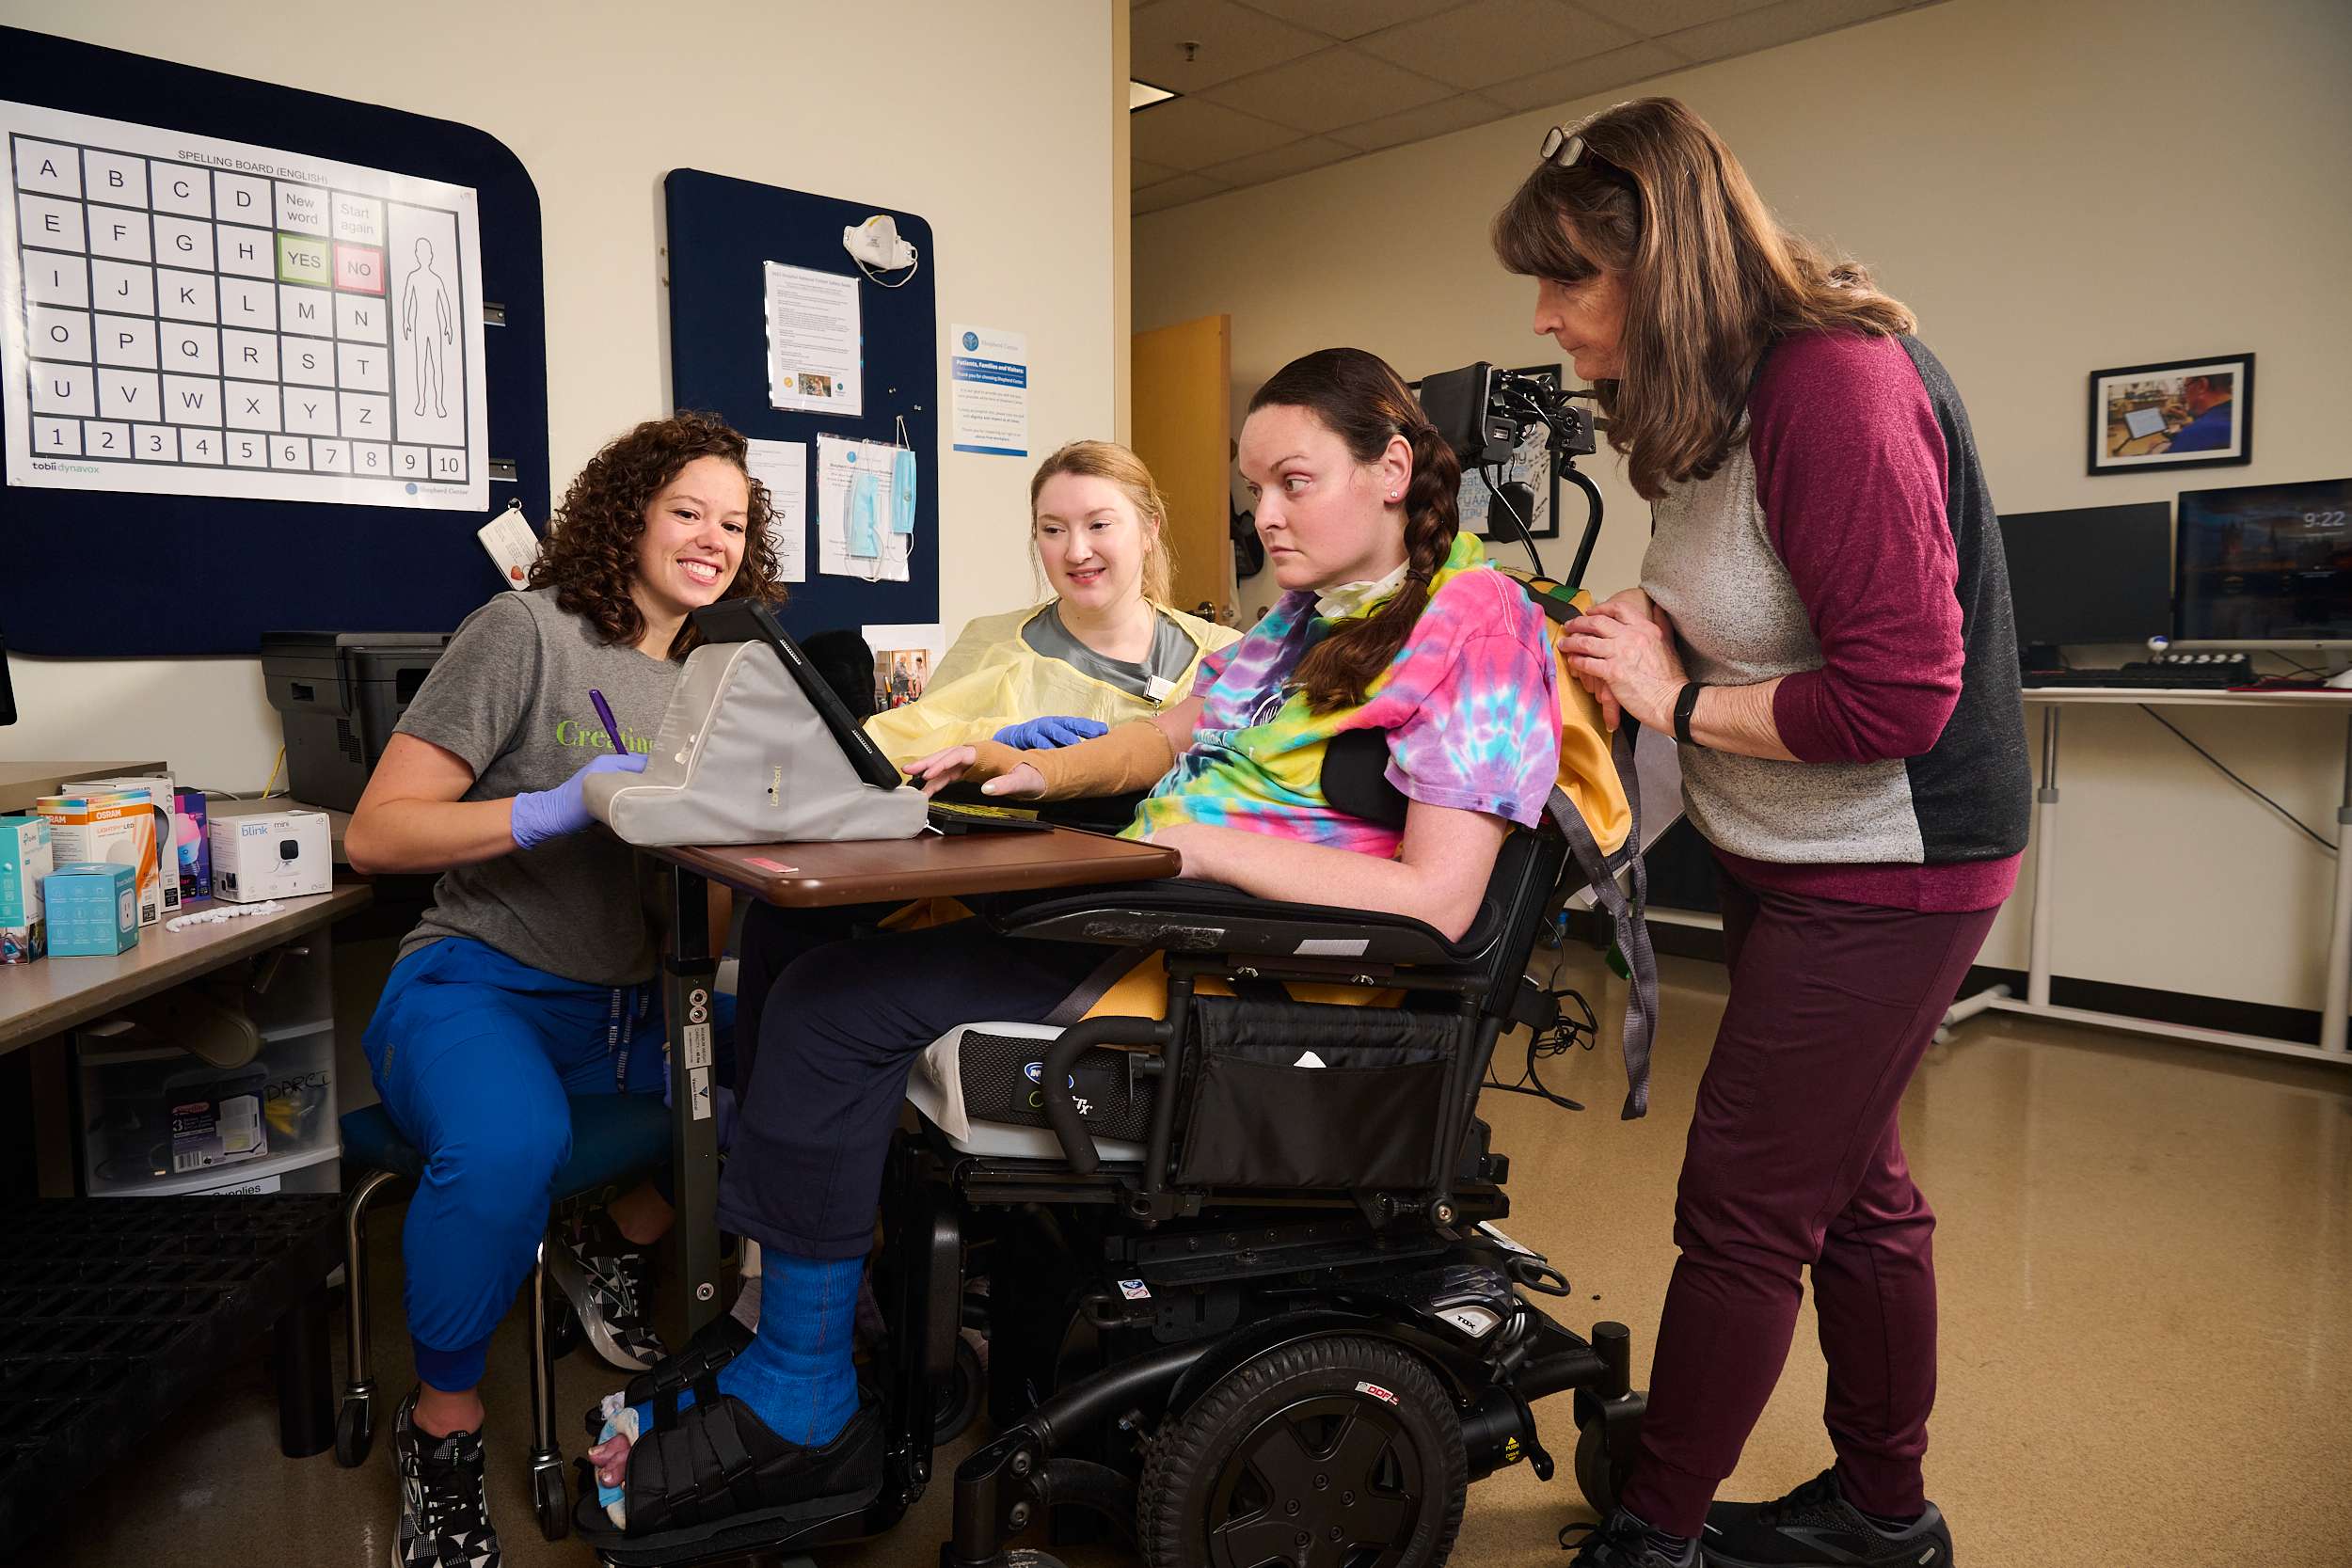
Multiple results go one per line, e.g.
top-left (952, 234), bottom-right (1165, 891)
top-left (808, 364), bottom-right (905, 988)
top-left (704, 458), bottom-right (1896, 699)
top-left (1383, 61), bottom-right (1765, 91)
top-left (905, 1021), bottom-right (1151, 1164)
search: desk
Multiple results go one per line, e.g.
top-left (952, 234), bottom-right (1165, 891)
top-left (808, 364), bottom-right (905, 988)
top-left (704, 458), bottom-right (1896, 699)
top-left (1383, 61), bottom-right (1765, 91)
top-left (0, 883), bottom-right (373, 1196)
top-left (642, 827), bottom-right (1183, 1340)
top-left (0, 884), bottom-right (373, 1056)
top-left (1942, 688), bottom-right (2352, 1064)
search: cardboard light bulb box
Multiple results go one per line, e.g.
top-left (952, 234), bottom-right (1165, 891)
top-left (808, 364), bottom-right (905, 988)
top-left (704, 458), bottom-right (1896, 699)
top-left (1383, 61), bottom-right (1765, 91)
top-left (209, 811), bottom-right (332, 903)
top-left (37, 788), bottom-right (164, 926)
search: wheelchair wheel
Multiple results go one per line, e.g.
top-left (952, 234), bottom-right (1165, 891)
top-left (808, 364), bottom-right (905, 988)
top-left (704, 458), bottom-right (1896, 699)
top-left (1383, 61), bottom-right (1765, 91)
top-left (1139, 1335), bottom-right (1464, 1568)
top-left (1574, 1415), bottom-right (1629, 1519)
top-left (333, 1393), bottom-right (373, 1467)
top-left (934, 1334), bottom-right (987, 1445)
top-left (545, 1276), bottom-right (584, 1362)
top-left (533, 1462), bottom-right (569, 1542)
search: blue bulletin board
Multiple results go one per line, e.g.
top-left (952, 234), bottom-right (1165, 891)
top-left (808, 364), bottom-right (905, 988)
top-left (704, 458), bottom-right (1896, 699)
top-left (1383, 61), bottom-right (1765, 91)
top-left (662, 167), bottom-right (938, 635)
top-left (0, 26), bottom-right (549, 657)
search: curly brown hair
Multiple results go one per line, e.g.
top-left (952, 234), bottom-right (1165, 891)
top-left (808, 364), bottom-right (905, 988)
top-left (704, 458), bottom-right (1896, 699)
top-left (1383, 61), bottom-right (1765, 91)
top-left (528, 410), bottom-right (783, 657)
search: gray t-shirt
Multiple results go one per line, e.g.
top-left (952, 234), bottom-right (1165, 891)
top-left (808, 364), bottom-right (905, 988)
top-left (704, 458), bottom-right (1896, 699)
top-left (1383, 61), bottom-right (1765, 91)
top-left (1020, 605), bottom-right (1196, 700)
top-left (392, 589), bottom-right (685, 985)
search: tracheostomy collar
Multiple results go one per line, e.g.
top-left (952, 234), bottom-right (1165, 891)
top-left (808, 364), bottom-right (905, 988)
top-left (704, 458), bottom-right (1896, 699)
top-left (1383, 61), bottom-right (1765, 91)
top-left (1315, 559), bottom-right (1411, 620)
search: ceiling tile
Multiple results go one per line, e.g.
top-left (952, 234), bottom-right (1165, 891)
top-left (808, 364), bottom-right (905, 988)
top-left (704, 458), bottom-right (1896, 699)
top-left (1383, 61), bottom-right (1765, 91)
top-left (1485, 38), bottom-right (1687, 111)
top-left (1357, 0), bottom-right (1636, 89)
top-left (1131, 0), bottom-right (1328, 91)
top-left (1570, 0), bottom-right (1772, 35)
top-left (1132, 96), bottom-right (1301, 169)
top-left (1198, 135), bottom-right (1358, 186)
top-left (1327, 91), bottom-right (1513, 151)
top-left (1661, 0), bottom-right (1915, 62)
top-left (1134, 171), bottom-right (1233, 214)
top-left (1199, 46), bottom-right (1455, 134)
top-left (1131, 156), bottom-right (1184, 186)
top-left (1238, 0), bottom-right (1471, 39)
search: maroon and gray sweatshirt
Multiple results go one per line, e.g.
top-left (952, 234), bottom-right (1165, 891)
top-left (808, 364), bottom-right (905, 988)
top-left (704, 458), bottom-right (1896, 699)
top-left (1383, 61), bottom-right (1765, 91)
top-left (1641, 330), bottom-right (2029, 912)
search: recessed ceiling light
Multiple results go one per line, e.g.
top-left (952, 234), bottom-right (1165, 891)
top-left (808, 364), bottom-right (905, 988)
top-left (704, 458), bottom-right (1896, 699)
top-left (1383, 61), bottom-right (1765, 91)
top-left (1129, 79), bottom-right (1179, 111)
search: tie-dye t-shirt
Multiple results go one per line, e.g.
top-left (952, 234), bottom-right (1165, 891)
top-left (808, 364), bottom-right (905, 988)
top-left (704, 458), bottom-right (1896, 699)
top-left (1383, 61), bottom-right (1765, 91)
top-left (1124, 533), bottom-right (1561, 858)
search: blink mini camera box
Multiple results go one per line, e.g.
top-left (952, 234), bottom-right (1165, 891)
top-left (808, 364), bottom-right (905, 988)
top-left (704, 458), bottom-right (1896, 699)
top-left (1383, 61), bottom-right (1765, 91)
top-left (210, 811), bottom-right (331, 903)
top-left (0, 815), bottom-right (53, 963)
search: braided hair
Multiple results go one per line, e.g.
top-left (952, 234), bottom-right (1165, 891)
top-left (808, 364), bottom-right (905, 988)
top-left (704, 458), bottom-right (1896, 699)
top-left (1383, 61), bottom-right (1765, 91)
top-left (1248, 348), bottom-right (1462, 713)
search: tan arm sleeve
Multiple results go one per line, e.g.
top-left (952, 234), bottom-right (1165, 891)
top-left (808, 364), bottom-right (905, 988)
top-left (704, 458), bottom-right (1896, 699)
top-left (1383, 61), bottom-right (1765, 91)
top-left (961, 721), bottom-right (1177, 800)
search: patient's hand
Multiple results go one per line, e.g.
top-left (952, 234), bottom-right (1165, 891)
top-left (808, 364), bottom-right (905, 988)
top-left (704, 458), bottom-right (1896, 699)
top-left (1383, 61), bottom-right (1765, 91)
top-left (906, 744), bottom-right (1047, 800)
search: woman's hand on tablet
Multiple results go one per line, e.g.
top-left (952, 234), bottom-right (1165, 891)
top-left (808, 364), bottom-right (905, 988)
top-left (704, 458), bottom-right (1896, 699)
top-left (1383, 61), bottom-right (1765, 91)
top-left (906, 744), bottom-right (1047, 800)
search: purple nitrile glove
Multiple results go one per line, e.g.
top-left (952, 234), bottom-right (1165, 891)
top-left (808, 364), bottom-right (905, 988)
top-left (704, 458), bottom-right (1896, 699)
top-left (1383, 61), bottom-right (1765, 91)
top-left (992, 715), bottom-right (1110, 750)
top-left (511, 752), bottom-right (646, 849)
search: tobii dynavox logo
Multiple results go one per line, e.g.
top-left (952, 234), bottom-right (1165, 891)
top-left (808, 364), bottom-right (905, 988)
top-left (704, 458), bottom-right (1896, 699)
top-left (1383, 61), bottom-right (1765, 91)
top-left (28, 458), bottom-right (100, 475)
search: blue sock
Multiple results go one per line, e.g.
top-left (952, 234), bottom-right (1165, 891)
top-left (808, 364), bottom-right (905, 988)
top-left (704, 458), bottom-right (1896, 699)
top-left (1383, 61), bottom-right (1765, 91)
top-left (628, 1251), bottom-right (860, 1448)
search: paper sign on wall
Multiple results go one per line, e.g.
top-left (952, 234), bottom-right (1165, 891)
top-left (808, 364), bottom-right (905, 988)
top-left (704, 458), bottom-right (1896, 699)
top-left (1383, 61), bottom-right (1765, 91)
top-left (764, 261), bottom-right (862, 417)
top-left (741, 437), bottom-right (807, 584)
top-left (949, 324), bottom-right (1027, 457)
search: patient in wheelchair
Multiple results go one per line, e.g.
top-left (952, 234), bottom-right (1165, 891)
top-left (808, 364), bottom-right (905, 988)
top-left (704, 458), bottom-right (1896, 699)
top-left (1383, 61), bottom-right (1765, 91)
top-left (579, 347), bottom-right (1565, 1544)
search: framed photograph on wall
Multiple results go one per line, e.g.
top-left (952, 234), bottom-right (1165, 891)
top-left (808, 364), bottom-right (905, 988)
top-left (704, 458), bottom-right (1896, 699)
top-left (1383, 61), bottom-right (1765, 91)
top-left (2088, 354), bottom-right (2254, 474)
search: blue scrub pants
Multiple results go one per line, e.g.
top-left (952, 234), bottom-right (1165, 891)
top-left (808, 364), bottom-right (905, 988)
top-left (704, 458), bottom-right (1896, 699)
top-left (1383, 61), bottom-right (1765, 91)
top-left (361, 936), bottom-right (726, 1392)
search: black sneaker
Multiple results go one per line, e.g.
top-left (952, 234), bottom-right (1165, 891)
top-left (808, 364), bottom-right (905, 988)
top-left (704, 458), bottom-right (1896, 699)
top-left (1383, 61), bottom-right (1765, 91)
top-left (549, 1208), bottom-right (667, 1372)
top-left (1702, 1470), bottom-right (1954, 1567)
top-left (394, 1390), bottom-right (501, 1568)
top-left (1562, 1510), bottom-right (1699, 1566)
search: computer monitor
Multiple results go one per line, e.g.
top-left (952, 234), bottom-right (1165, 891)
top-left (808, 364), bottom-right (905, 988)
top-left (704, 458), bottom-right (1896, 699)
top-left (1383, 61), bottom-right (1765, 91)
top-left (1996, 503), bottom-right (2173, 655)
top-left (2174, 477), bottom-right (2352, 644)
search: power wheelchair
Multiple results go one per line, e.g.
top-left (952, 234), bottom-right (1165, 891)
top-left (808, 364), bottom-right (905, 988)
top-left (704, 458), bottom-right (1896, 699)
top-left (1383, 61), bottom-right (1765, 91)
top-left (591, 761), bottom-right (1656, 1568)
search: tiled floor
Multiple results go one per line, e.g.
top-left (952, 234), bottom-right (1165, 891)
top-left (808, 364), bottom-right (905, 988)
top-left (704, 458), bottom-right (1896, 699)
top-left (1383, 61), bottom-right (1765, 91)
top-left (48, 948), bottom-right (2352, 1567)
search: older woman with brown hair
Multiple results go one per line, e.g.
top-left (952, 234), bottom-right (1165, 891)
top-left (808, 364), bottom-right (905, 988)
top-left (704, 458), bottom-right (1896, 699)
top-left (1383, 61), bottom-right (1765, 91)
top-left (346, 409), bottom-right (782, 1568)
top-left (1495, 100), bottom-right (2029, 1568)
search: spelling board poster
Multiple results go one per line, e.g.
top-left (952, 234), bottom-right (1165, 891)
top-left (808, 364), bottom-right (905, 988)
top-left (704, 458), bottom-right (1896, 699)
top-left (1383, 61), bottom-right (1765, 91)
top-left (2, 100), bottom-right (488, 510)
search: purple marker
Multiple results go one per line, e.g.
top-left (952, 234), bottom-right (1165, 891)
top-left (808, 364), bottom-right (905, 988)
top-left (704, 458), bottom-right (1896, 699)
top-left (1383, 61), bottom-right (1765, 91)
top-left (588, 689), bottom-right (629, 755)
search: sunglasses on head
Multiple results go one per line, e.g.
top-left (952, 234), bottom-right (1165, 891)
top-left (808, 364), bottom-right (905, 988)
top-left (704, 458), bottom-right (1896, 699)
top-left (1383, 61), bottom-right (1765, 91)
top-left (1539, 124), bottom-right (1590, 166)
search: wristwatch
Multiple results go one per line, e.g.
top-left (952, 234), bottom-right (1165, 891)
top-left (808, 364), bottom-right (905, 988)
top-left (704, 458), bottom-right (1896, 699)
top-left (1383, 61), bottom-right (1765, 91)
top-left (1673, 681), bottom-right (1704, 748)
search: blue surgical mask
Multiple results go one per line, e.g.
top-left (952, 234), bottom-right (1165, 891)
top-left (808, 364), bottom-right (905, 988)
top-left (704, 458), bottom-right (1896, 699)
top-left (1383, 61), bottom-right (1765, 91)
top-left (850, 468), bottom-right (882, 558)
top-left (892, 446), bottom-right (916, 535)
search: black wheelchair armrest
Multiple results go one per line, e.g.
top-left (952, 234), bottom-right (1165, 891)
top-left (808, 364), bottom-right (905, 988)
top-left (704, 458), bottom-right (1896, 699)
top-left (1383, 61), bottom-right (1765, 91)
top-left (990, 879), bottom-right (1497, 968)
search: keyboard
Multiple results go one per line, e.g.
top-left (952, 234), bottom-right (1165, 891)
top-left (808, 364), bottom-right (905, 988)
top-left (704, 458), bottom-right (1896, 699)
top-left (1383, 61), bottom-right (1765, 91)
top-left (2023, 657), bottom-right (2253, 689)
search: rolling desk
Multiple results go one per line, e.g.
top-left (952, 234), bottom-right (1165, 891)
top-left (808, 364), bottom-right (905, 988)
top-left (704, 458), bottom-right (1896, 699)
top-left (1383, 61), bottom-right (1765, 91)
top-left (1941, 688), bottom-right (2352, 1064)
top-left (641, 826), bottom-right (1184, 1341)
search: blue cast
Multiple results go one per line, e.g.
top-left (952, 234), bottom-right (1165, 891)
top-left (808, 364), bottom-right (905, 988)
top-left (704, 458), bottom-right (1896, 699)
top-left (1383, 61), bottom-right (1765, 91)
top-left (628, 1250), bottom-right (862, 1449)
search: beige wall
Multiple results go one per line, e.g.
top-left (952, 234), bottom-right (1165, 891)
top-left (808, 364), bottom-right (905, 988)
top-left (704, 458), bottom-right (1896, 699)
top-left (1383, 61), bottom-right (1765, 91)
top-left (1136, 0), bottom-right (2352, 1013)
top-left (6, 0), bottom-right (1120, 790)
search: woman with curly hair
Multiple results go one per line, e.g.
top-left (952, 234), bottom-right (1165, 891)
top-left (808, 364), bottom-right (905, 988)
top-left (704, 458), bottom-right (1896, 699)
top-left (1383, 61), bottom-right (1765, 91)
top-left (346, 409), bottom-right (780, 1568)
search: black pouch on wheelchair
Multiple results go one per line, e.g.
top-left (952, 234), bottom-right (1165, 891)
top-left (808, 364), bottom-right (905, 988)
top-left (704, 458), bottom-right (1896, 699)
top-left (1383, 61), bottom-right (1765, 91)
top-left (953, 1028), bottom-right (1158, 1143)
top-left (1172, 996), bottom-right (1455, 1190)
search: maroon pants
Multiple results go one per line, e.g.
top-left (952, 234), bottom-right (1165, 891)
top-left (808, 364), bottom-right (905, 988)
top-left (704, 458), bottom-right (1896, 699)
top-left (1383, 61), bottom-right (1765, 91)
top-left (1617, 871), bottom-right (1997, 1538)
